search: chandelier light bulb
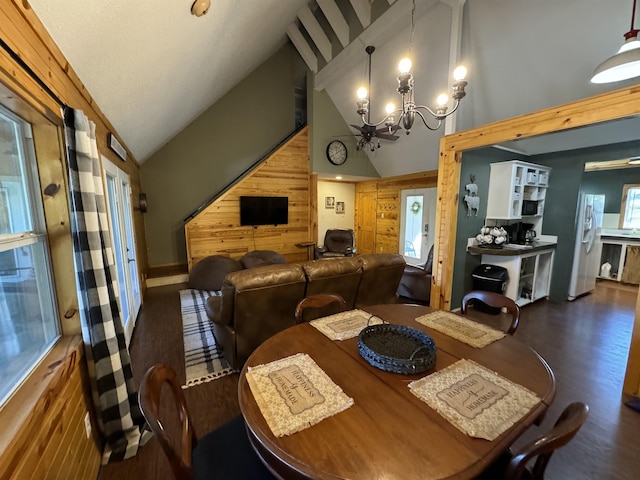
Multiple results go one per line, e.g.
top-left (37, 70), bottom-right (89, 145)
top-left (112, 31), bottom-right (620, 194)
top-left (398, 57), bottom-right (412, 74)
top-left (453, 65), bottom-right (467, 81)
top-left (436, 93), bottom-right (449, 106)
top-left (357, 87), bottom-right (368, 99)
top-left (385, 103), bottom-right (396, 114)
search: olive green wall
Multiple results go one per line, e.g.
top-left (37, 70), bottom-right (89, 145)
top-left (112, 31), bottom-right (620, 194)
top-left (310, 88), bottom-right (379, 178)
top-left (451, 148), bottom-right (527, 309)
top-left (142, 44), bottom-right (303, 266)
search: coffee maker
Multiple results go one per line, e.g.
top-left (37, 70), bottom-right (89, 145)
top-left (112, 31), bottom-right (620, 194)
top-left (506, 222), bottom-right (536, 244)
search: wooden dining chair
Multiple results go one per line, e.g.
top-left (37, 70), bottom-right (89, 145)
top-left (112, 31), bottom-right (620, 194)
top-left (461, 290), bottom-right (520, 335)
top-left (295, 293), bottom-right (348, 324)
top-left (480, 402), bottom-right (589, 479)
top-left (138, 364), bottom-right (274, 480)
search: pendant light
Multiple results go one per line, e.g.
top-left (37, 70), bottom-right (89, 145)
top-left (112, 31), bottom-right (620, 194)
top-left (591, 0), bottom-right (640, 83)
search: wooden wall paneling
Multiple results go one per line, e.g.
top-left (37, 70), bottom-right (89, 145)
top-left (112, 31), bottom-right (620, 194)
top-left (0, 337), bottom-right (100, 480)
top-left (185, 127), bottom-right (310, 269)
top-left (623, 286), bottom-right (640, 405)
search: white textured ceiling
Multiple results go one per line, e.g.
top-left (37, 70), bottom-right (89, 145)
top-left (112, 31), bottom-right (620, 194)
top-left (29, 0), bottom-right (309, 163)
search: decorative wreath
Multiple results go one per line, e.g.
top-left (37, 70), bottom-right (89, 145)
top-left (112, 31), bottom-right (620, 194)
top-left (410, 201), bottom-right (421, 215)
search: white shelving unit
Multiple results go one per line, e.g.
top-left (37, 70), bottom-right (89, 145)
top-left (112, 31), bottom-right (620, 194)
top-left (486, 160), bottom-right (551, 221)
top-left (480, 248), bottom-right (555, 306)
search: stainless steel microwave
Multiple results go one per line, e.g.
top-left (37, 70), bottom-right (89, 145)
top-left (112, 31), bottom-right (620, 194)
top-left (522, 200), bottom-right (538, 215)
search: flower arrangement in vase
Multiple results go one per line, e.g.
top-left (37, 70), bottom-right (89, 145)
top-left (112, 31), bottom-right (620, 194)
top-left (476, 226), bottom-right (508, 248)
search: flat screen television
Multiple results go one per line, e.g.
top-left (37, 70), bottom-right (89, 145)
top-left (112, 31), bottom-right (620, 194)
top-left (240, 196), bottom-right (288, 226)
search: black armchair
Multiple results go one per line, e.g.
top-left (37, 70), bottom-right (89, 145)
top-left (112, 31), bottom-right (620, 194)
top-left (315, 229), bottom-right (356, 259)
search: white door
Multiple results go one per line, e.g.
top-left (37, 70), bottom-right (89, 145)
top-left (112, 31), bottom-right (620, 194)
top-left (399, 188), bottom-right (437, 265)
top-left (103, 157), bottom-right (141, 346)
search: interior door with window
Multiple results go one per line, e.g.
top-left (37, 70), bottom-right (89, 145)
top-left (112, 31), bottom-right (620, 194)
top-left (400, 188), bottom-right (437, 265)
top-left (103, 157), bottom-right (141, 346)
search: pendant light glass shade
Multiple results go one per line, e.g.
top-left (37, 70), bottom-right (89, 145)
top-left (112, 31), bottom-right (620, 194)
top-left (591, 36), bottom-right (640, 83)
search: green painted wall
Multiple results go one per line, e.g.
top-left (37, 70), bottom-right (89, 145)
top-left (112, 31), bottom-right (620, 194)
top-left (451, 148), bottom-right (527, 309)
top-left (310, 88), bottom-right (379, 178)
top-left (581, 167), bottom-right (640, 213)
top-left (142, 44), bottom-right (303, 266)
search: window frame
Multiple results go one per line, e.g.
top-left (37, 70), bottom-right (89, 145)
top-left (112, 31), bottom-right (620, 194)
top-left (620, 184), bottom-right (640, 229)
top-left (0, 103), bottom-right (61, 407)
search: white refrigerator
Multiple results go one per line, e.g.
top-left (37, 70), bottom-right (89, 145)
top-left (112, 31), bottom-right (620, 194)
top-left (568, 193), bottom-right (605, 300)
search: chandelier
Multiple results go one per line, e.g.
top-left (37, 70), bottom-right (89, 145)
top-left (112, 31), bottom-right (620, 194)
top-left (354, 0), bottom-right (468, 135)
top-left (591, 0), bottom-right (640, 83)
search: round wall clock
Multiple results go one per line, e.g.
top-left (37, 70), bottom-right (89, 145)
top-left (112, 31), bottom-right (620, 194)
top-left (326, 140), bottom-right (348, 165)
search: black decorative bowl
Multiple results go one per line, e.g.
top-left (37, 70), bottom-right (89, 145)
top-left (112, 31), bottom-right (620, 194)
top-left (358, 324), bottom-right (437, 375)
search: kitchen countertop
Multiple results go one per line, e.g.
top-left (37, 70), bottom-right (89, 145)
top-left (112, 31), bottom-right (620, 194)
top-left (601, 229), bottom-right (640, 241)
top-left (468, 241), bottom-right (557, 256)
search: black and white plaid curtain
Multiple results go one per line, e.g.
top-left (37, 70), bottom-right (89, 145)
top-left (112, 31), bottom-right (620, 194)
top-left (64, 107), bottom-right (149, 463)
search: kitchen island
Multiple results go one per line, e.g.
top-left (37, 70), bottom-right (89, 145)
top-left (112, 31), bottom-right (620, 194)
top-left (468, 241), bottom-right (557, 306)
top-left (599, 229), bottom-right (640, 284)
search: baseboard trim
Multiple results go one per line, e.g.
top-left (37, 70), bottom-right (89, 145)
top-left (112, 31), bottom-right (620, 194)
top-left (146, 274), bottom-right (189, 288)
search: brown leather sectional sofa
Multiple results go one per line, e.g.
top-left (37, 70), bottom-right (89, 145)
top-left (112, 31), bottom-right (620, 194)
top-left (205, 253), bottom-right (405, 370)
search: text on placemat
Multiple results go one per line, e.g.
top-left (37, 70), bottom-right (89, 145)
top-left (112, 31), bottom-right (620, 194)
top-left (436, 373), bottom-right (508, 419)
top-left (327, 315), bottom-right (367, 334)
top-left (431, 316), bottom-right (488, 339)
top-left (268, 365), bottom-right (326, 415)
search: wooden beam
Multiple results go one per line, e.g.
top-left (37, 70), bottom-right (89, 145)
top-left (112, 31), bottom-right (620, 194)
top-left (317, 0), bottom-right (349, 48)
top-left (349, 0), bottom-right (371, 28)
top-left (287, 23), bottom-right (318, 73)
top-left (297, 5), bottom-right (332, 63)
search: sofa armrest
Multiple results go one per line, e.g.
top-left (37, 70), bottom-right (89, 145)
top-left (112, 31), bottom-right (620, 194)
top-left (205, 295), bottom-right (231, 326)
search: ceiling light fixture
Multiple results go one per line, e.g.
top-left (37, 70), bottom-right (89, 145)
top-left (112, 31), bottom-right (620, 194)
top-left (629, 156), bottom-right (640, 164)
top-left (354, 0), bottom-right (468, 137)
top-left (191, 0), bottom-right (211, 17)
top-left (591, 0), bottom-right (640, 83)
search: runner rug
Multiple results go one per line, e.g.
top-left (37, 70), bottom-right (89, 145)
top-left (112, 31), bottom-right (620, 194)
top-left (179, 289), bottom-right (233, 388)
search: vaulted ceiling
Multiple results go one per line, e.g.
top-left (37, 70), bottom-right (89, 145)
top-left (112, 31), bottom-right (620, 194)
top-left (29, 0), bottom-right (640, 176)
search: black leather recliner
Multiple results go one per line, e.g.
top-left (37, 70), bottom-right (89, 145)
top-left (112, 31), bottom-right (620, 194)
top-left (315, 229), bottom-right (356, 259)
top-left (396, 245), bottom-right (434, 305)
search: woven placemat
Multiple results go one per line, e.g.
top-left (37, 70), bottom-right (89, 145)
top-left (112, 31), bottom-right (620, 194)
top-left (415, 311), bottom-right (505, 348)
top-left (309, 309), bottom-right (383, 341)
top-left (408, 359), bottom-right (540, 441)
top-left (246, 353), bottom-right (354, 437)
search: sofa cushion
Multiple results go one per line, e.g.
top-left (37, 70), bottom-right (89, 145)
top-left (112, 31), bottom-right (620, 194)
top-left (240, 250), bottom-right (287, 269)
top-left (302, 257), bottom-right (362, 309)
top-left (356, 253), bottom-right (406, 307)
top-left (188, 255), bottom-right (243, 291)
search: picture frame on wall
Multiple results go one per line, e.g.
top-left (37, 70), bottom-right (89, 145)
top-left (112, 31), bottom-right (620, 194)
top-left (336, 201), bottom-right (345, 213)
top-left (325, 196), bottom-right (335, 208)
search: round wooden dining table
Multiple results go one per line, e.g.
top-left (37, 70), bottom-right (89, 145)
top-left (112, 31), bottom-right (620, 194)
top-left (238, 304), bottom-right (556, 480)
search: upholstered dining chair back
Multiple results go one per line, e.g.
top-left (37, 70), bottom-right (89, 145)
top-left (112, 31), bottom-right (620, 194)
top-left (315, 229), bottom-right (355, 258)
top-left (461, 290), bottom-right (520, 335)
top-left (138, 364), bottom-right (274, 480)
top-left (295, 293), bottom-right (348, 324)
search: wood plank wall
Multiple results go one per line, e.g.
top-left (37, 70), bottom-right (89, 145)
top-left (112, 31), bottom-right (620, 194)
top-left (0, 337), bottom-right (100, 480)
top-left (185, 127), bottom-right (311, 269)
top-left (355, 171), bottom-right (439, 255)
top-left (0, 1), bottom-right (147, 477)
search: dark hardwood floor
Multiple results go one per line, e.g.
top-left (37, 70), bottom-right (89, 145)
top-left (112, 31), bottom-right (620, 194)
top-left (98, 281), bottom-right (640, 480)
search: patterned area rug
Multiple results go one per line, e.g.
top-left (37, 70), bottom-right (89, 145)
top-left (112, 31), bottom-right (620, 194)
top-left (179, 289), bottom-right (234, 388)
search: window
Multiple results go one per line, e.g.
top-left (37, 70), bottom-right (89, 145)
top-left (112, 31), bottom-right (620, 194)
top-left (621, 184), bottom-right (640, 229)
top-left (0, 105), bottom-right (59, 406)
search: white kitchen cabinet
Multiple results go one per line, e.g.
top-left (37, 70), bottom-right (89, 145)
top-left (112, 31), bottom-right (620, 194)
top-left (486, 160), bottom-right (551, 220)
top-left (599, 234), bottom-right (640, 284)
top-left (480, 248), bottom-right (555, 306)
